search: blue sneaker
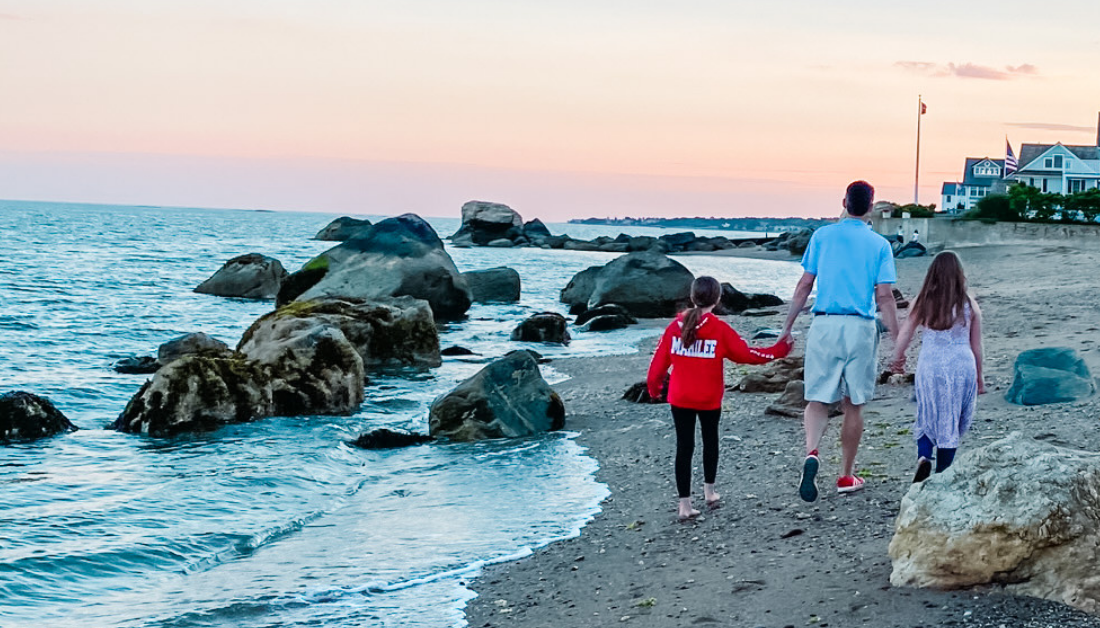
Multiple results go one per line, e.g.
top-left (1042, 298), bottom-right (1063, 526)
top-left (799, 451), bottom-right (820, 502)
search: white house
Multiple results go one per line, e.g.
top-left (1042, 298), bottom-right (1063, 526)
top-left (1010, 143), bottom-right (1100, 194)
top-left (940, 157), bottom-right (1008, 213)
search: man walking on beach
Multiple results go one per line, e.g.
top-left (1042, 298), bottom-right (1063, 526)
top-left (777, 181), bottom-right (899, 501)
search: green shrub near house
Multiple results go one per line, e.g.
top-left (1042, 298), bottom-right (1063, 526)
top-left (965, 185), bottom-right (1100, 224)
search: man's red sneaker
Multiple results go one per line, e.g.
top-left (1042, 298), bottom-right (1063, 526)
top-left (836, 475), bottom-right (865, 494)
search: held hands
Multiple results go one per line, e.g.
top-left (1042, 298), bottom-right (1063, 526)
top-left (888, 354), bottom-right (906, 374)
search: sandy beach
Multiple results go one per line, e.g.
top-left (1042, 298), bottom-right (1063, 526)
top-left (466, 242), bottom-right (1100, 628)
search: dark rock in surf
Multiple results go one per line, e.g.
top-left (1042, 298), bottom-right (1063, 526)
top-left (287, 214), bottom-right (472, 321)
top-left (1, 392), bottom-right (77, 442)
top-left (194, 253), bottom-right (288, 300)
top-left (450, 201), bottom-right (524, 246)
top-left (314, 216), bottom-right (373, 241)
top-left (586, 251), bottom-right (694, 318)
top-left (351, 428), bottom-right (433, 450)
top-left (511, 312), bottom-right (571, 344)
top-left (113, 355), bottom-right (160, 374)
top-left (462, 267), bottom-right (521, 303)
top-left (429, 351), bottom-right (565, 441)
top-left (574, 304), bottom-right (636, 327)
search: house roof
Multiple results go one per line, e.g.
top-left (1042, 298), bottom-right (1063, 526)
top-left (1017, 143), bottom-right (1100, 170)
top-left (962, 157), bottom-right (1006, 186)
top-left (942, 182), bottom-right (961, 194)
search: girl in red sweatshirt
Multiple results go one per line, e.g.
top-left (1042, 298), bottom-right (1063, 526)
top-left (647, 276), bottom-right (792, 520)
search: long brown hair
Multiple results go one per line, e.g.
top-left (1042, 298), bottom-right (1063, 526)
top-left (681, 276), bottom-right (722, 346)
top-left (910, 251), bottom-right (970, 331)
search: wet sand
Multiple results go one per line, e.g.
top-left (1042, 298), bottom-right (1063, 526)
top-left (466, 243), bottom-right (1100, 628)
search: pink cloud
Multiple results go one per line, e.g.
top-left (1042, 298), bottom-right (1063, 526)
top-left (895, 61), bottom-right (1039, 80)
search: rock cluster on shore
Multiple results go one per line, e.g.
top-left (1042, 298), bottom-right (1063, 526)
top-left (449, 199), bottom-right (813, 255)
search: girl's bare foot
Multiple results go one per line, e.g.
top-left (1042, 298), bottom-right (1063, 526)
top-left (677, 497), bottom-right (700, 521)
top-left (704, 483), bottom-right (721, 506)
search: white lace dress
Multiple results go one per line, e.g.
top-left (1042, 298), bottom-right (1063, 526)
top-left (914, 303), bottom-right (977, 449)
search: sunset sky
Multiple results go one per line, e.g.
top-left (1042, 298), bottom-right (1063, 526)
top-left (2, 0), bottom-right (1099, 220)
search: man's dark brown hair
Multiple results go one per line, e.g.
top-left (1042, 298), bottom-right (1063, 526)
top-left (845, 180), bottom-right (875, 216)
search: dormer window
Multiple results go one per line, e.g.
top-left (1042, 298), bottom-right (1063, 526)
top-left (974, 163), bottom-right (1000, 176)
top-left (1044, 155), bottom-right (1064, 169)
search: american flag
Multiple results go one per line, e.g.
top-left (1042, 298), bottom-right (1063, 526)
top-left (920, 102), bottom-right (927, 115)
top-left (1005, 139), bottom-right (1018, 177)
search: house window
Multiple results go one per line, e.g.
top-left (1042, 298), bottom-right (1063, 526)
top-left (1070, 179), bottom-right (1085, 193)
top-left (1042, 178), bottom-right (1048, 192)
top-left (1045, 158), bottom-right (1052, 168)
top-left (1054, 155), bottom-right (1063, 169)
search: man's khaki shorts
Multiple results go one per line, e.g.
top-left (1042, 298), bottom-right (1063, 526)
top-left (803, 315), bottom-right (879, 406)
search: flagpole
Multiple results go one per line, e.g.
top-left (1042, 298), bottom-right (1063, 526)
top-left (914, 95), bottom-right (922, 205)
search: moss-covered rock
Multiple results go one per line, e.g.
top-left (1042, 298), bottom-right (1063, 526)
top-left (0, 392), bottom-right (78, 442)
top-left (240, 296), bottom-right (440, 370)
top-left (110, 355), bottom-right (274, 436)
top-left (429, 350), bottom-right (565, 441)
top-left (294, 214), bottom-right (472, 321)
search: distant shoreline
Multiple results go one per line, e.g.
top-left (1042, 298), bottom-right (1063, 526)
top-left (568, 216), bottom-right (832, 232)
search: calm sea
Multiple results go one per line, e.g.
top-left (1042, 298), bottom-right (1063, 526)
top-left (0, 200), bottom-right (803, 628)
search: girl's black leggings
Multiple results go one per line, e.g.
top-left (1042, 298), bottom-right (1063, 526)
top-left (671, 405), bottom-right (721, 498)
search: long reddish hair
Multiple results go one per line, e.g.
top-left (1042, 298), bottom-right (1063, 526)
top-left (681, 276), bottom-right (722, 346)
top-left (910, 251), bottom-right (970, 331)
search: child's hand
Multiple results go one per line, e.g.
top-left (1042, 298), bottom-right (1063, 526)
top-left (888, 355), bottom-right (906, 374)
top-left (977, 379), bottom-right (986, 395)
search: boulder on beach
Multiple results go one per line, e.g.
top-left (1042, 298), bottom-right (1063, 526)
top-left (574, 304), bottom-right (636, 327)
top-left (889, 433), bottom-right (1100, 614)
top-left (429, 350), bottom-right (565, 441)
top-left (586, 251), bottom-right (694, 318)
top-left (523, 218), bottom-right (552, 242)
top-left (285, 214), bottom-right (473, 321)
top-left (896, 242), bottom-right (928, 259)
top-left (1005, 347), bottom-right (1094, 405)
top-left (239, 297), bottom-right (441, 370)
top-left (194, 253), bottom-right (288, 300)
top-left (450, 201), bottom-right (524, 246)
top-left (313, 216), bottom-right (373, 241)
top-left (714, 283), bottom-right (784, 316)
top-left (1, 391), bottom-right (78, 442)
top-left (351, 428), bottom-right (433, 450)
top-left (158, 332), bottom-right (232, 366)
top-left (511, 312), bottom-right (571, 344)
top-left (737, 356), bottom-right (804, 393)
top-left (462, 267), bottom-right (521, 303)
top-left (622, 381), bottom-right (665, 404)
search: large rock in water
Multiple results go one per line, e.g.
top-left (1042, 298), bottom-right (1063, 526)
top-left (511, 312), bottom-right (570, 344)
top-left (560, 265), bottom-right (603, 313)
top-left (1, 392), bottom-right (78, 442)
top-left (462, 267), bottom-right (521, 303)
top-left (287, 214), bottom-right (472, 321)
top-left (239, 297), bottom-right (441, 370)
top-left (586, 251), bottom-right (694, 318)
top-left (194, 253), bottom-right (288, 300)
top-left (112, 326), bottom-right (365, 436)
top-left (429, 351), bottom-right (565, 441)
top-left (450, 201), bottom-right (524, 246)
top-left (889, 433), bottom-right (1100, 613)
top-left (158, 332), bottom-right (232, 366)
top-left (314, 216), bottom-right (373, 241)
top-left (1005, 347), bottom-right (1094, 405)
top-left (714, 283), bottom-right (784, 316)
top-left (111, 355), bottom-right (276, 436)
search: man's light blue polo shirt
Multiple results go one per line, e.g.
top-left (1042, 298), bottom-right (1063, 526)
top-left (801, 218), bottom-right (896, 319)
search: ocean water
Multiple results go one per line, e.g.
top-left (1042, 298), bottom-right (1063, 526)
top-left (0, 200), bottom-right (804, 628)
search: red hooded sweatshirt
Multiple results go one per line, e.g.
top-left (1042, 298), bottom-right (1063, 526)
top-left (647, 312), bottom-right (791, 411)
